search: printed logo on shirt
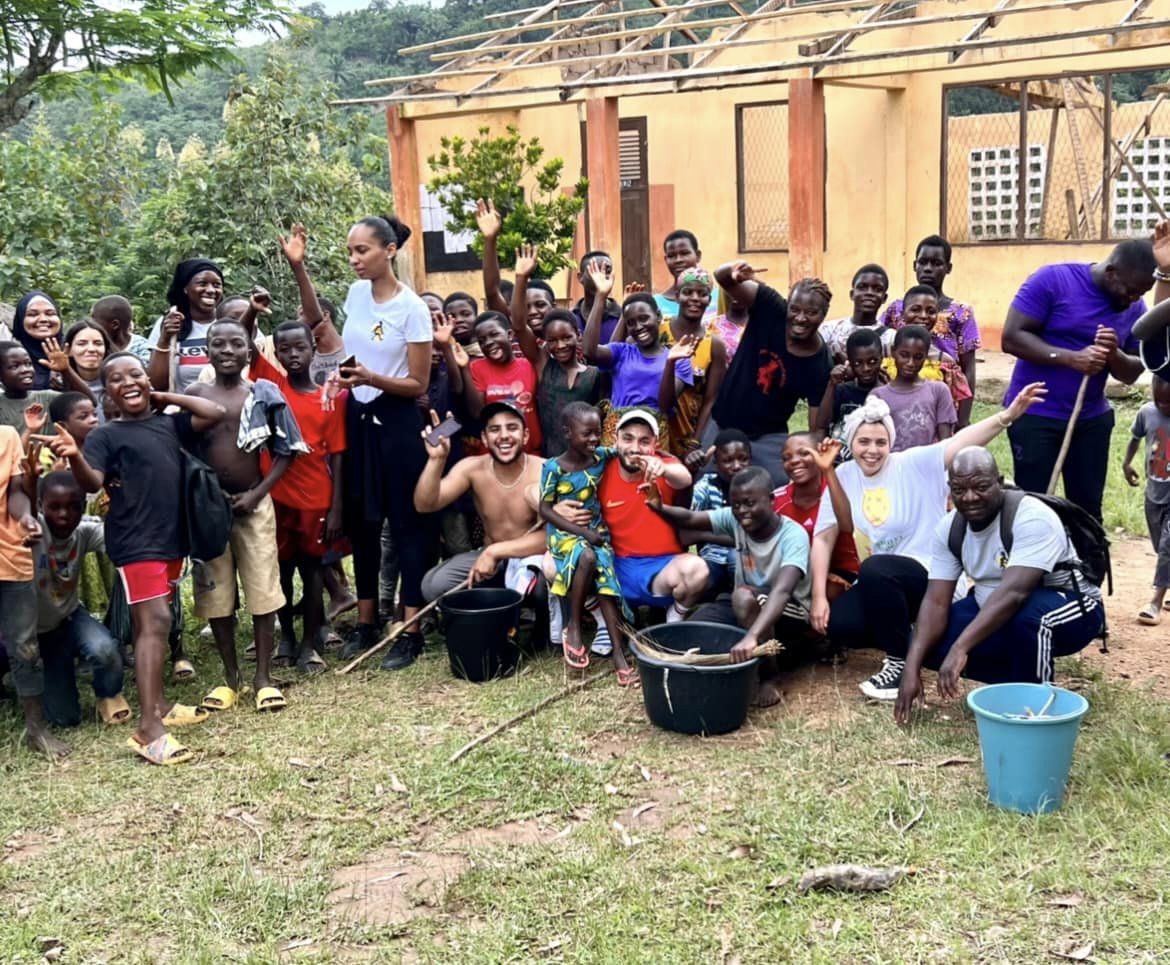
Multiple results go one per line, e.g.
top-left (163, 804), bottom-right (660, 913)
top-left (997, 549), bottom-right (1009, 569)
top-left (1150, 425), bottom-right (1170, 481)
top-left (755, 350), bottom-right (786, 395)
top-left (861, 486), bottom-right (890, 527)
top-left (177, 338), bottom-right (209, 366)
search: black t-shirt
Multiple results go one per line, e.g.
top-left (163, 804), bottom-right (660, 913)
top-left (831, 381), bottom-right (872, 426)
top-left (83, 413), bottom-right (193, 566)
top-left (712, 283), bottom-right (833, 437)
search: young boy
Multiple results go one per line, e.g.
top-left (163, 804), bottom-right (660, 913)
top-left (248, 320), bottom-right (346, 672)
top-left (880, 235), bottom-right (980, 424)
top-left (33, 471), bottom-right (130, 728)
top-left (48, 352), bottom-right (226, 765)
top-left (815, 327), bottom-right (884, 453)
top-left (0, 423), bottom-right (56, 756)
top-left (1123, 374), bottom-right (1170, 625)
top-left (645, 465), bottom-right (812, 706)
top-left (819, 264), bottom-right (890, 363)
top-left (459, 311), bottom-right (542, 454)
top-left (573, 251), bottom-right (622, 341)
top-left (0, 342), bottom-right (65, 432)
top-left (185, 319), bottom-right (305, 713)
top-left (688, 429), bottom-right (752, 594)
top-left (91, 295), bottom-right (152, 365)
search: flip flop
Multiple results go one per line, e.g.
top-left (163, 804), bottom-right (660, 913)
top-left (273, 638), bottom-right (295, 668)
top-left (616, 666), bottom-right (640, 688)
top-left (172, 659), bottom-right (196, 681)
top-left (255, 687), bottom-right (287, 712)
top-left (320, 628), bottom-right (343, 652)
top-left (1138, 605), bottom-right (1162, 626)
top-left (297, 649), bottom-right (327, 675)
top-left (96, 694), bottom-right (132, 725)
top-left (562, 631), bottom-right (590, 670)
top-left (200, 686), bottom-right (239, 711)
top-left (127, 733), bottom-right (191, 766)
top-left (161, 703), bottom-right (210, 728)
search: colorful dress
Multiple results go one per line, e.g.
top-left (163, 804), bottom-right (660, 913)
top-left (708, 314), bottom-right (745, 360)
top-left (880, 298), bottom-right (981, 360)
top-left (539, 449), bottom-right (625, 610)
top-left (659, 320), bottom-right (718, 457)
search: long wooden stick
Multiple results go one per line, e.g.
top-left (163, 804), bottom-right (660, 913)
top-left (449, 667), bottom-right (612, 763)
top-left (1046, 374), bottom-right (1089, 495)
top-left (334, 576), bottom-right (471, 675)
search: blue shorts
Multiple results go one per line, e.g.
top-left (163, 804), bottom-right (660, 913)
top-left (615, 554), bottom-right (676, 608)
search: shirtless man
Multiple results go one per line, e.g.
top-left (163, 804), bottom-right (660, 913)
top-left (414, 401), bottom-right (548, 634)
top-left (185, 319), bottom-right (301, 712)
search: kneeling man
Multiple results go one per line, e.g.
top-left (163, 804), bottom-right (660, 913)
top-left (414, 402), bottom-right (548, 636)
top-left (895, 446), bottom-right (1105, 723)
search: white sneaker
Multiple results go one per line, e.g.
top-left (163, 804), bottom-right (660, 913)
top-left (859, 657), bottom-right (906, 701)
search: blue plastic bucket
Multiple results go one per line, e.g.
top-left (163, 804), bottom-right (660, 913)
top-left (967, 683), bottom-right (1089, 814)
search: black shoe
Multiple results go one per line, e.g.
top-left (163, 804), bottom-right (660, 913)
top-left (381, 631), bottom-right (423, 671)
top-left (339, 623), bottom-right (378, 660)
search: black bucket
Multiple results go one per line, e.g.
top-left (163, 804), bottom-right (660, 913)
top-left (630, 622), bottom-right (755, 736)
top-left (439, 588), bottom-right (523, 682)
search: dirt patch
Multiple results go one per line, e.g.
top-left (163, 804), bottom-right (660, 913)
top-left (329, 849), bottom-right (469, 927)
top-left (1079, 536), bottom-right (1170, 696)
top-left (444, 817), bottom-right (559, 850)
top-left (616, 785), bottom-right (686, 832)
top-left (3, 830), bottom-right (59, 865)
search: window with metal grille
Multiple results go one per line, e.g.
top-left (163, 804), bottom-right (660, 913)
top-left (1112, 137), bottom-right (1170, 237)
top-left (735, 101), bottom-right (789, 251)
top-left (967, 144), bottom-right (1046, 241)
top-left (619, 127), bottom-right (645, 189)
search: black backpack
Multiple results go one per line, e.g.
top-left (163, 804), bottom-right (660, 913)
top-left (947, 488), bottom-right (1112, 593)
top-left (181, 449), bottom-right (233, 563)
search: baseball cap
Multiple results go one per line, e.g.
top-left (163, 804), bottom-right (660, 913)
top-left (615, 408), bottom-right (659, 433)
top-left (480, 399), bottom-right (527, 424)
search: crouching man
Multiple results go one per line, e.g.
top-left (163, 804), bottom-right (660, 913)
top-left (895, 446), bottom-right (1106, 724)
top-left (414, 401), bottom-right (549, 641)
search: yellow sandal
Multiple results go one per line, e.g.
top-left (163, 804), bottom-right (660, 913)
top-left (161, 703), bottom-right (210, 728)
top-left (201, 686), bottom-right (238, 711)
top-left (96, 694), bottom-right (132, 725)
top-left (255, 687), bottom-right (287, 712)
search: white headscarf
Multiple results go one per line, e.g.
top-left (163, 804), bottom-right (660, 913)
top-left (843, 396), bottom-right (896, 450)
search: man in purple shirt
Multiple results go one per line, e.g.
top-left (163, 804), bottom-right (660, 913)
top-left (1002, 239), bottom-right (1156, 520)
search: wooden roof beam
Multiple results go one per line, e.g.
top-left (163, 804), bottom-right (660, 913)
top-left (336, 15), bottom-right (1170, 107)
top-left (949, 0), bottom-right (1017, 64)
top-left (571, 0), bottom-right (710, 85)
top-left (679, 0), bottom-right (789, 77)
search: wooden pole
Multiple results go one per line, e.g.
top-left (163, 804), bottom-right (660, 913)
top-left (1046, 375), bottom-right (1089, 495)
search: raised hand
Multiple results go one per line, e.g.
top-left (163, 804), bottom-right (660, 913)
top-left (18, 513), bottom-right (42, 546)
top-left (433, 317), bottom-right (456, 346)
top-left (588, 259), bottom-right (614, 297)
top-left (684, 445), bottom-right (715, 476)
top-left (514, 243), bottom-right (539, 279)
top-left (1153, 219), bottom-right (1170, 271)
top-left (810, 438), bottom-right (842, 473)
top-left (1005, 381), bottom-right (1047, 422)
top-left (829, 362), bottom-right (853, 385)
top-left (40, 337), bottom-right (68, 372)
top-left (22, 403), bottom-right (47, 434)
top-left (279, 223), bottom-right (308, 266)
top-left (729, 261), bottom-right (762, 284)
top-left (420, 409), bottom-right (452, 461)
top-left (667, 334), bottom-right (698, 361)
top-left (31, 423), bottom-right (79, 461)
top-left (250, 286), bottom-right (273, 316)
top-left (451, 341), bottom-right (470, 369)
top-left (23, 439), bottom-right (45, 480)
top-left (475, 198), bottom-right (501, 239)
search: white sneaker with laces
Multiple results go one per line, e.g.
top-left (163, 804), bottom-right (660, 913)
top-left (859, 657), bottom-right (906, 701)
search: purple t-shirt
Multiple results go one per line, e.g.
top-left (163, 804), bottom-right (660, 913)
top-left (601, 341), bottom-right (691, 408)
top-left (1004, 263), bottom-right (1144, 420)
top-left (873, 380), bottom-right (956, 452)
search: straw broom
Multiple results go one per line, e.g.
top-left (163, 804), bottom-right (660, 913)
top-left (620, 622), bottom-right (782, 665)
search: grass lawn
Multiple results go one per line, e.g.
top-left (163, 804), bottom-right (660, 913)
top-left (0, 387), bottom-right (1164, 963)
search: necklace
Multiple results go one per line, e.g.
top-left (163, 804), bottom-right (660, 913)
top-left (491, 453), bottom-right (527, 489)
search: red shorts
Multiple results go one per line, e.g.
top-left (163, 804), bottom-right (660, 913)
top-left (273, 502), bottom-right (355, 562)
top-left (118, 559), bottom-right (183, 605)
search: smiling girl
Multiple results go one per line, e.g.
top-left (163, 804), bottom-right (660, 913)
top-left (147, 259), bottom-right (225, 393)
top-left (63, 320), bottom-right (109, 421)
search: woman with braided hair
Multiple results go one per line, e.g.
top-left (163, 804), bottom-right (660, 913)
top-left (710, 267), bottom-right (834, 485)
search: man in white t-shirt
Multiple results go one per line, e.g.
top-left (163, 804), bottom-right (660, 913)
top-left (893, 447), bottom-right (1105, 722)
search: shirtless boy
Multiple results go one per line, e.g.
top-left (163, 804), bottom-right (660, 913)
top-left (186, 319), bottom-right (303, 713)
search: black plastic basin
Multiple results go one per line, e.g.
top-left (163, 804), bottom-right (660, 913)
top-left (439, 588), bottom-right (523, 683)
top-left (629, 622), bottom-right (755, 736)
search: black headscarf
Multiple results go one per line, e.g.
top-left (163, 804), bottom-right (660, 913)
top-left (165, 258), bottom-right (223, 342)
top-left (13, 290), bottom-right (61, 390)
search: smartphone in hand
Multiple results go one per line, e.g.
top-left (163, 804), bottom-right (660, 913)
top-left (426, 416), bottom-right (462, 446)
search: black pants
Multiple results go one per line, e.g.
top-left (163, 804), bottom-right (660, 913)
top-left (1008, 410), bottom-right (1114, 521)
top-left (827, 555), bottom-right (929, 655)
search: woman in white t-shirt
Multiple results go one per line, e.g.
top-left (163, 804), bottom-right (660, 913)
top-left (146, 258), bottom-right (224, 393)
top-left (810, 383), bottom-right (1045, 700)
top-left (336, 214), bottom-right (435, 670)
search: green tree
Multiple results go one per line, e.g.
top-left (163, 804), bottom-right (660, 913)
top-left (0, 105), bottom-right (147, 316)
top-left (0, 0), bottom-right (292, 132)
top-left (428, 125), bottom-right (587, 276)
top-left (115, 54), bottom-right (392, 321)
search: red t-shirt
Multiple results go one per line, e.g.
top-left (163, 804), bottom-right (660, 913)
top-left (599, 457), bottom-right (683, 558)
top-left (772, 481), bottom-right (860, 574)
top-left (469, 355), bottom-right (542, 453)
top-left (250, 353), bottom-right (347, 511)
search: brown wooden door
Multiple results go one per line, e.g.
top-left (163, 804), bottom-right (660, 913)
top-left (618, 117), bottom-right (650, 288)
top-left (580, 115), bottom-right (650, 288)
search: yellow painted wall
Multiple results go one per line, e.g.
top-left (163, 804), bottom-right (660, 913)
top-left (399, 0), bottom-right (1170, 350)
